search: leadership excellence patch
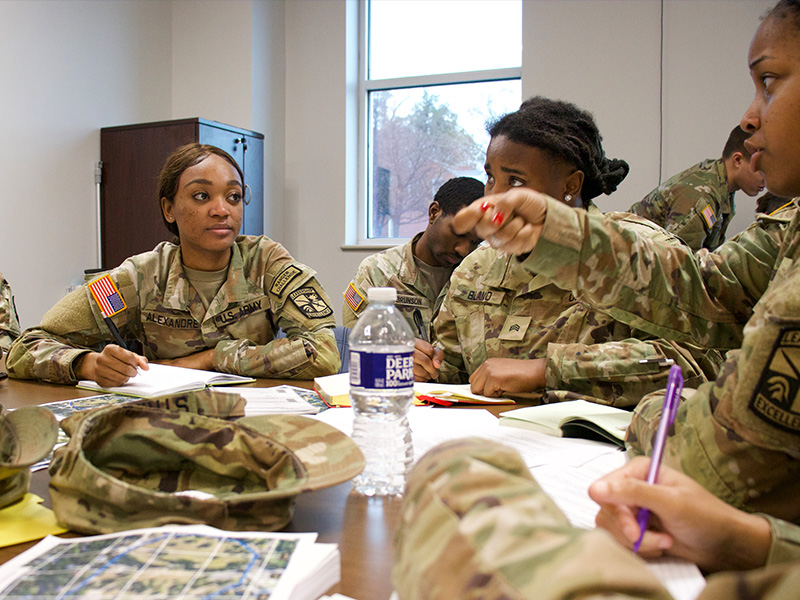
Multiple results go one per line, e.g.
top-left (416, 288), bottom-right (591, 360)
top-left (271, 265), bottom-right (302, 297)
top-left (290, 287), bottom-right (333, 319)
top-left (700, 204), bottom-right (717, 230)
top-left (344, 283), bottom-right (365, 313)
top-left (750, 327), bottom-right (800, 433)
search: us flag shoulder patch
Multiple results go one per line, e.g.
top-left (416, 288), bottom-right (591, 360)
top-left (701, 204), bottom-right (717, 230)
top-left (344, 283), bottom-right (365, 313)
top-left (750, 327), bottom-right (800, 433)
top-left (88, 274), bottom-right (126, 317)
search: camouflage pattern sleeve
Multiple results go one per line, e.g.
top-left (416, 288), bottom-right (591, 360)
top-left (6, 269), bottom-right (141, 383)
top-left (0, 274), bottom-right (20, 353)
top-left (631, 181), bottom-right (716, 250)
top-left (762, 514), bottom-right (800, 565)
top-left (662, 190), bottom-right (721, 252)
top-left (629, 159), bottom-right (731, 251)
top-left (430, 289), bottom-right (469, 384)
top-left (545, 338), bottom-right (724, 408)
top-left (213, 259), bottom-right (339, 379)
top-left (393, 438), bottom-right (673, 600)
top-left (625, 257), bottom-right (800, 524)
top-left (525, 197), bottom-right (790, 350)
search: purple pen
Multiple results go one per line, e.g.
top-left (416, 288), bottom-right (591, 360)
top-left (632, 364), bottom-right (683, 553)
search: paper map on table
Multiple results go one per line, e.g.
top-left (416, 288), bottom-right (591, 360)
top-left (0, 525), bottom-right (338, 600)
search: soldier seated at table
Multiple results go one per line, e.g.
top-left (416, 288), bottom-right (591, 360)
top-left (414, 97), bottom-right (722, 408)
top-left (7, 143), bottom-right (339, 387)
top-left (342, 177), bottom-right (484, 336)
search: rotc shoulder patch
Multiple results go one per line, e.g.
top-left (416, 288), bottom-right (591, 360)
top-left (271, 265), bottom-right (302, 297)
top-left (700, 204), bottom-right (717, 230)
top-left (344, 283), bottom-right (365, 313)
top-left (750, 327), bottom-right (800, 433)
top-left (290, 287), bottom-right (333, 319)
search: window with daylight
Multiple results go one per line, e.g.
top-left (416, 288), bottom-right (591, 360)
top-left (360, 0), bottom-right (521, 242)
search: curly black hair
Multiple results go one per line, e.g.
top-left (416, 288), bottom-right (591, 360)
top-left (433, 177), bottom-right (486, 215)
top-left (488, 96), bottom-right (629, 201)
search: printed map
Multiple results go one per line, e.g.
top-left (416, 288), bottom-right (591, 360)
top-left (0, 528), bottom-right (304, 599)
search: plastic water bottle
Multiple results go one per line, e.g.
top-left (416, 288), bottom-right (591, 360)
top-left (349, 287), bottom-right (415, 496)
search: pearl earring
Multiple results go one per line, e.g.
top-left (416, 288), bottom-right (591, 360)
top-left (564, 194), bottom-right (572, 203)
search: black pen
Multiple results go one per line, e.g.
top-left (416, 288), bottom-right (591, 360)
top-left (412, 309), bottom-right (428, 342)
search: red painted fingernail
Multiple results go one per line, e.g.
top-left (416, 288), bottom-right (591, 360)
top-left (480, 201), bottom-right (490, 211)
top-left (492, 212), bottom-right (505, 225)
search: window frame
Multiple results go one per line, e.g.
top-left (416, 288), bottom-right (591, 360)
top-left (355, 0), bottom-right (521, 247)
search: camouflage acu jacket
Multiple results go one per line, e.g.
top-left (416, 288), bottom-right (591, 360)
top-left (394, 439), bottom-right (800, 600)
top-left (343, 232), bottom-right (450, 336)
top-left (0, 273), bottom-right (20, 354)
top-left (630, 158), bottom-right (734, 251)
top-left (7, 236), bottom-right (339, 383)
top-left (433, 209), bottom-right (722, 407)
top-left (527, 198), bottom-right (800, 522)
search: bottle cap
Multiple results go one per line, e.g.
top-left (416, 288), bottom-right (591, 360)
top-left (367, 287), bottom-right (397, 302)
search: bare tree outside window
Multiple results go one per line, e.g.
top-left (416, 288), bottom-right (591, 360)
top-left (361, 0), bottom-right (521, 242)
top-left (369, 84), bottom-right (519, 238)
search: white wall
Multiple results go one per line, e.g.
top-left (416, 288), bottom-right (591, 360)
top-left (170, 0), bottom-right (286, 240)
top-left (0, 0), bottom-right (776, 331)
top-left (0, 0), bottom-right (173, 328)
top-left (523, 0), bottom-right (662, 211)
top-left (660, 0), bottom-right (770, 237)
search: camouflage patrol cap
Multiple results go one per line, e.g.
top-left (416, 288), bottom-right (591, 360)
top-left (49, 389), bottom-right (365, 534)
top-left (0, 405), bottom-right (59, 508)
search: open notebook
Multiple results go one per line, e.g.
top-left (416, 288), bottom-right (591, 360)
top-left (77, 363), bottom-right (255, 398)
top-left (499, 400), bottom-right (632, 447)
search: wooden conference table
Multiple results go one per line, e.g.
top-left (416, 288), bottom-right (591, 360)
top-left (0, 376), bottom-right (525, 600)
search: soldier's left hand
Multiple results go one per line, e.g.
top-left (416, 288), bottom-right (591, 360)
top-left (468, 358), bottom-right (545, 397)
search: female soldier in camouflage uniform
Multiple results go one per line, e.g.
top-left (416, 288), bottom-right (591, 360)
top-left (416, 97), bottom-right (722, 407)
top-left (7, 144), bottom-right (339, 386)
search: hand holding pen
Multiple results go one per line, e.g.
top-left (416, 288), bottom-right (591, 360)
top-left (77, 274), bottom-right (148, 386)
top-left (632, 364), bottom-right (683, 553)
top-left (411, 309), bottom-right (443, 381)
top-left (589, 453), bottom-right (773, 572)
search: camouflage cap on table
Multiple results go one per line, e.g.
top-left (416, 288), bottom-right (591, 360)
top-left (0, 405), bottom-right (59, 508)
top-left (49, 389), bottom-right (365, 534)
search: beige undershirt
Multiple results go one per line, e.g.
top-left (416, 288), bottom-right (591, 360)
top-left (182, 265), bottom-right (229, 310)
top-left (414, 256), bottom-right (452, 297)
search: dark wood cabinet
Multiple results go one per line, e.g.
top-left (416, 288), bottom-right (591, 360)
top-left (99, 118), bottom-right (264, 270)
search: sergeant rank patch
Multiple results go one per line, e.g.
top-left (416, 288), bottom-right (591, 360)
top-left (750, 327), bottom-right (800, 432)
top-left (290, 287), bottom-right (333, 319)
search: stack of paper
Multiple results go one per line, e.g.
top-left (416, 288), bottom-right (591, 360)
top-left (0, 525), bottom-right (339, 600)
top-left (227, 385), bottom-right (322, 415)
